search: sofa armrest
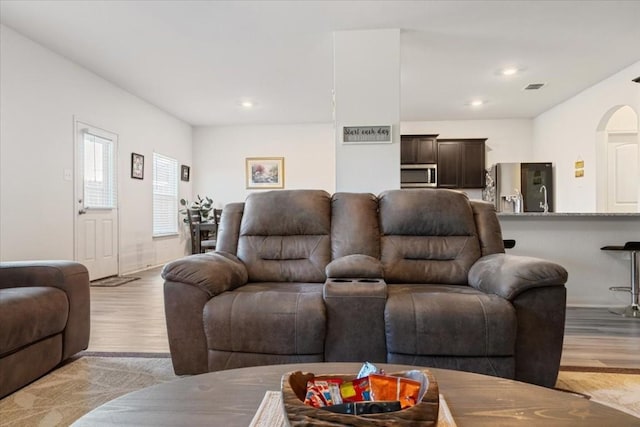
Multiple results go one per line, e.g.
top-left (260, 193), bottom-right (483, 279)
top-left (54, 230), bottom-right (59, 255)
top-left (323, 278), bottom-right (387, 363)
top-left (161, 252), bottom-right (248, 375)
top-left (161, 252), bottom-right (248, 297)
top-left (325, 254), bottom-right (384, 279)
top-left (163, 280), bottom-right (211, 375)
top-left (468, 253), bottom-right (568, 300)
top-left (469, 254), bottom-right (567, 387)
top-left (0, 260), bottom-right (90, 359)
top-left (0, 260), bottom-right (87, 289)
top-left (511, 286), bottom-right (566, 387)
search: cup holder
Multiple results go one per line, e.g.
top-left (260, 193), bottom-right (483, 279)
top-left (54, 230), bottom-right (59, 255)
top-left (327, 278), bottom-right (385, 284)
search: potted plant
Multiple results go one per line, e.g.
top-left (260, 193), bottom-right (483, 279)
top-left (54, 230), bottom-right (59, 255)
top-left (179, 195), bottom-right (214, 223)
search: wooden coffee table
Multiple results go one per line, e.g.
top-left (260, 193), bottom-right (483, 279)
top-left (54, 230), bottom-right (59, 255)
top-left (72, 362), bottom-right (638, 426)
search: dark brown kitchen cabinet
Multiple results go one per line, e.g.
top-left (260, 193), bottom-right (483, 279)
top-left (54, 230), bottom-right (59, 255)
top-left (401, 135), bottom-right (438, 164)
top-left (436, 138), bottom-right (486, 188)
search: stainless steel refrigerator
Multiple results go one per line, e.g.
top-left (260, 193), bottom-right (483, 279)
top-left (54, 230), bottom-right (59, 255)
top-left (488, 162), bottom-right (554, 213)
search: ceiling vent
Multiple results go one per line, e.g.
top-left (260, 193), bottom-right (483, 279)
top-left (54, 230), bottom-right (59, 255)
top-left (523, 83), bottom-right (545, 90)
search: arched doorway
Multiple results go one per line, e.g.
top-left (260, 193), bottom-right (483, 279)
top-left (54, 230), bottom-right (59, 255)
top-left (595, 105), bottom-right (639, 212)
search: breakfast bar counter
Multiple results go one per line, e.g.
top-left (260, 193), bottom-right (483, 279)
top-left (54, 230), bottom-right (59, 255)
top-left (497, 212), bottom-right (640, 307)
top-left (498, 212), bottom-right (640, 217)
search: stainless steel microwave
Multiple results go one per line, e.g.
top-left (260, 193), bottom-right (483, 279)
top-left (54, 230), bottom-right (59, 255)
top-left (400, 164), bottom-right (437, 188)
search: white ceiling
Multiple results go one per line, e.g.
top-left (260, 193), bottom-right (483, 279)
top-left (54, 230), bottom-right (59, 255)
top-left (1, 0), bottom-right (639, 126)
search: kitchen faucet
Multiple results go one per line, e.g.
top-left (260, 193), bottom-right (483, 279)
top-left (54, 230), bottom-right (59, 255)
top-left (539, 185), bottom-right (549, 213)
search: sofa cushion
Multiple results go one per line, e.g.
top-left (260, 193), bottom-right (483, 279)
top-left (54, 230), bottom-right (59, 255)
top-left (238, 235), bottom-right (330, 282)
top-left (237, 190), bottom-right (331, 282)
top-left (325, 254), bottom-right (384, 278)
top-left (379, 189), bottom-right (481, 284)
top-left (203, 283), bottom-right (325, 355)
top-left (331, 192), bottom-right (380, 258)
top-left (385, 284), bottom-right (516, 357)
top-left (0, 287), bottom-right (68, 356)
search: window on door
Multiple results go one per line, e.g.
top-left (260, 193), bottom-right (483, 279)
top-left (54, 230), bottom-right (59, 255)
top-left (83, 132), bottom-right (116, 209)
top-left (153, 152), bottom-right (179, 237)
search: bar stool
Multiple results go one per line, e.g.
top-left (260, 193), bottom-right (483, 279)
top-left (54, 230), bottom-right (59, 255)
top-left (601, 241), bottom-right (640, 318)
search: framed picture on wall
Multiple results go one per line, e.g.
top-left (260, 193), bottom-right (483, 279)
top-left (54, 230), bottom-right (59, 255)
top-left (131, 153), bottom-right (144, 179)
top-left (246, 157), bottom-right (285, 189)
top-left (342, 125), bottom-right (392, 144)
top-left (181, 165), bottom-right (190, 182)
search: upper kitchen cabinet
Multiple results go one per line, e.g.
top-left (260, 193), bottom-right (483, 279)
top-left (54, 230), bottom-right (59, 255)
top-left (437, 138), bottom-right (486, 189)
top-left (401, 134), bottom-right (438, 164)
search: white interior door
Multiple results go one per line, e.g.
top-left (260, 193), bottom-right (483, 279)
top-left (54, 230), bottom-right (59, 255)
top-left (74, 121), bottom-right (119, 280)
top-left (607, 132), bottom-right (639, 212)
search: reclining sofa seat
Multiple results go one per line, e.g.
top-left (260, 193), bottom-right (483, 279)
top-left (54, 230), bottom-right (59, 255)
top-left (380, 190), bottom-right (520, 378)
top-left (162, 189), bottom-right (568, 388)
top-left (0, 261), bottom-right (90, 398)
top-left (164, 190), bottom-right (332, 374)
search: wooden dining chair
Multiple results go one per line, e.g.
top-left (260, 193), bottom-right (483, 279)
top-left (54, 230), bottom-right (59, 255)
top-left (186, 209), bottom-right (217, 254)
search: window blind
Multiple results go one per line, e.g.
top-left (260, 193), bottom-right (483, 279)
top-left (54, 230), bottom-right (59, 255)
top-left (153, 152), bottom-right (178, 236)
top-left (83, 132), bottom-right (116, 209)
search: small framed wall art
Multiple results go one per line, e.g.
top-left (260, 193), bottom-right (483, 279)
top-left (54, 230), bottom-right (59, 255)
top-left (131, 153), bottom-right (144, 179)
top-left (342, 125), bottom-right (392, 144)
top-left (246, 157), bottom-right (285, 189)
top-left (181, 165), bottom-right (190, 182)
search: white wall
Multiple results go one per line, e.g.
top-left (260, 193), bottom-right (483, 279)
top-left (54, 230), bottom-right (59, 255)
top-left (192, 124), bottom-right (335, 207)
top-left (533, 61), bottom-right (640, 212)
top-left (0, 25), bottom-right (193, 272)
top-left (334, 30), bottom-right (401, 194)
top-left (193, 119), bottom-right (532, 206)
top-left (606, 105), bottom-right (637, 131)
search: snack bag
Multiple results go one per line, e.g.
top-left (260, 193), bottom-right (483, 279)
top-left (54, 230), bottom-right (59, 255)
top-left (357, 362), bottom-right (380, 379)
top-left (339, 376), bottom-right (372, 402)
top-left (304, 378), bottom-right (343, 407)
top-left (304, 381), bottom-right (326, 408)
top-left (303, 381), bottom-right (325, 408)
top-left (314, 379), bottom-right (343, 406)
top-left (369, 374), bottom-right (421, 409)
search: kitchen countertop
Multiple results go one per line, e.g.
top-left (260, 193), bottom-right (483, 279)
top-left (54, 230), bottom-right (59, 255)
top-left (497, 212), bottom-right (640, 217)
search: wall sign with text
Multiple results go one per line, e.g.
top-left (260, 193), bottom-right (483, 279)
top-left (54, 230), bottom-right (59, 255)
top-left (342, 125), bottom-right (392, 144)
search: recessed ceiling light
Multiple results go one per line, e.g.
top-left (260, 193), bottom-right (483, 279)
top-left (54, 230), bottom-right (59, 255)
top-left (501, 67), bottom-right (519, 76)
top-left (495, 66), bottom-right (526, 77)
top-left (470, 99), bottom-right (484, 107)
top-left (240, 101), bottom-right (254, 108)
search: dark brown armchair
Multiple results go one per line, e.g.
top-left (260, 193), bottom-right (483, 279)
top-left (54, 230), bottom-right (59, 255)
top-left (0, 261), bottom-right (90, 398)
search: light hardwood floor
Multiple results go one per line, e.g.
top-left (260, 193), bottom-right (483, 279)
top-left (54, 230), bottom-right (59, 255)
top-left (88, 267), bottom-right (168, 353)
top-left (88, 267), bottom-right (640, 368)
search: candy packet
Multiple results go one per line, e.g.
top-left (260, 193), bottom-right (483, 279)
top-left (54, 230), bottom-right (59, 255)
top-left (303, 381), bottom-right (325, 408)
top-left (303, 378), bottom-right (343, 407)
top-left (368, 373), bottom-right (421, 409)
top-left (339, 376), bottom-right (372, 402)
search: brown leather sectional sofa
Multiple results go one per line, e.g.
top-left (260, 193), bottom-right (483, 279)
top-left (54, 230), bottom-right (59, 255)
top-left (162, 189), bottom-right (568, 387)
top-left (0, 261), bottom-right (90, 398)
